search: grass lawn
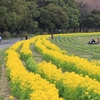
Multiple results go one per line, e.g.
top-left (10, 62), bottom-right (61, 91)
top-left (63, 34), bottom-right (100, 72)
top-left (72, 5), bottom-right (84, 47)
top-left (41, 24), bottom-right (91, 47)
top-left (50, 33), bottom-right (100, 61)
top-left (0, 48), bottom-right (7, 100)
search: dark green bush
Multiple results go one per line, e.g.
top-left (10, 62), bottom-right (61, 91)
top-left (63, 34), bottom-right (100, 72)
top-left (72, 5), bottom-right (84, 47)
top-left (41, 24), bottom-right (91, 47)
top-left (2, 31), bottom-right (11, 38)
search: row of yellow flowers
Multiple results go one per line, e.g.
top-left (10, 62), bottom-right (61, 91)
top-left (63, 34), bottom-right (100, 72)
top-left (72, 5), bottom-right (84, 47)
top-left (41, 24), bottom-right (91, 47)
top-left (34, 35), bottom-right (100, 82)
top-left (20, 40), bottom-right (33, 61)
top-left (17, 35), bottom-right (100, 99)
top-left (41, 38), bottom-right (66, 53)
top-left (5, 42), bottom-right (63, 100)
top-left (34, 36), bottom-right (66, 54)
top-left (38, 61), bottom-right (100, 100)
top-left (8, 40), bottom-right (24, 51)
top-left (5, 33), bottom-right (100, 100)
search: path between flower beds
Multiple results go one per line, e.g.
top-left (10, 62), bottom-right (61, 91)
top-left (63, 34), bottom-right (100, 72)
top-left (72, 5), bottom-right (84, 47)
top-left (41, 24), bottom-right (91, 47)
top-left (0, 63), bottom-right (18, 100)
top-left (30, 44), bottom-right (44, 63)
top-left (0, 64), bottom-right (10, 100)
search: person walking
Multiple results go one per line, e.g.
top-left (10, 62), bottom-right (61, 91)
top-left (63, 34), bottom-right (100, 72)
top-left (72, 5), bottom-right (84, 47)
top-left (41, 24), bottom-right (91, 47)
top-left (25, 34), bottom-right (28, 40)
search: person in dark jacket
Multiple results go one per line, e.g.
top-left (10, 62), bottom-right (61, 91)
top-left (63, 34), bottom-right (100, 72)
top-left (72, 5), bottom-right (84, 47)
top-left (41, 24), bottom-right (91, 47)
top-left (25, 34), bottom-right (28, 40)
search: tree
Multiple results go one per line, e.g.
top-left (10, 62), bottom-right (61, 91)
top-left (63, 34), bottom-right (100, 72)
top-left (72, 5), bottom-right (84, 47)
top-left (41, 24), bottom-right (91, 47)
top-left (76, 1), bottom-right (89, 31)
top-left (26, 1), bottom-right (40, 32)
top-left (39, 3), bottom-right (69, 33)
top-left (0, 6), bottom-right (7, 32)
top-left (63, 0), bottom-right (80, 31)
top-left (83, 10), bottom-right (100, 30)
top-left (0, 0), bottom-right (29, 33)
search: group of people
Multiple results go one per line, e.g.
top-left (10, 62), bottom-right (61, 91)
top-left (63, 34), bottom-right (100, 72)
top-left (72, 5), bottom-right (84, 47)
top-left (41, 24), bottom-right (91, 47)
top-left (88, 38), bottom-right (100, 44)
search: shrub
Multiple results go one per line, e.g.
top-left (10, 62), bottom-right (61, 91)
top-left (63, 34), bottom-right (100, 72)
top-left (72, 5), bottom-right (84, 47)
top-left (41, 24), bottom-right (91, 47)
top-left (20, 31), bottom-right (28, 37)
top-left (2, 31), bottom-right (11, 38)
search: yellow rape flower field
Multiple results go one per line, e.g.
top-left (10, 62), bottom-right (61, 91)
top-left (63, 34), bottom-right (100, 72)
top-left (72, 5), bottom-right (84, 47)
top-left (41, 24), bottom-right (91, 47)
top-left (1, 32), bottom-right (100, 100)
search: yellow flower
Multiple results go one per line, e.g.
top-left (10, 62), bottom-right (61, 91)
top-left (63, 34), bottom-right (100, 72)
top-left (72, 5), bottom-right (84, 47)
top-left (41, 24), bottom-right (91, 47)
top-left (9, 95), bottom-right (14, 100)
top-left (85, 92), bottom-right (89, 95)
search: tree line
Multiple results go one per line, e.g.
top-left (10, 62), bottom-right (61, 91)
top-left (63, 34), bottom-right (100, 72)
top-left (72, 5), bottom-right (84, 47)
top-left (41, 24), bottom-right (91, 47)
top-left (0, 0), bottom-right (100, 35)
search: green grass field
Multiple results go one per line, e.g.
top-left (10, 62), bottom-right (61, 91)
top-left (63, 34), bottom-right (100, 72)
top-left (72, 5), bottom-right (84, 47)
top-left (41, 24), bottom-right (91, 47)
top-left (50, 33), bottom-right (100, 61)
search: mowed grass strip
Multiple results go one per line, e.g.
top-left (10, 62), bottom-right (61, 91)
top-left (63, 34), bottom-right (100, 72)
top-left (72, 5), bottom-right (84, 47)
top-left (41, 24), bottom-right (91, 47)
top-left (0, 48), bottom-right (7, 76)
top-left (50, 33), bottom-right (100, 61)
top-left (0, 48), bottom-right (7, 100)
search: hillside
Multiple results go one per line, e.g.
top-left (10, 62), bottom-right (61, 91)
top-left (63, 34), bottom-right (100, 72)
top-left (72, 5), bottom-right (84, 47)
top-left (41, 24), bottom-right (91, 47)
top-left (75, 0), bottom-right (100, 12)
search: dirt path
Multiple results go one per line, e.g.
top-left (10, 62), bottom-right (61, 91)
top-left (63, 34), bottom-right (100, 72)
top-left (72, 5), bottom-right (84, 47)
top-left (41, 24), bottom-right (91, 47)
top-left (0, 64), bottom-right (10, 100)
top-left (0, 64), bottom-right (18, 100)
top-left (30, 44), bottom-right (44, 63)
